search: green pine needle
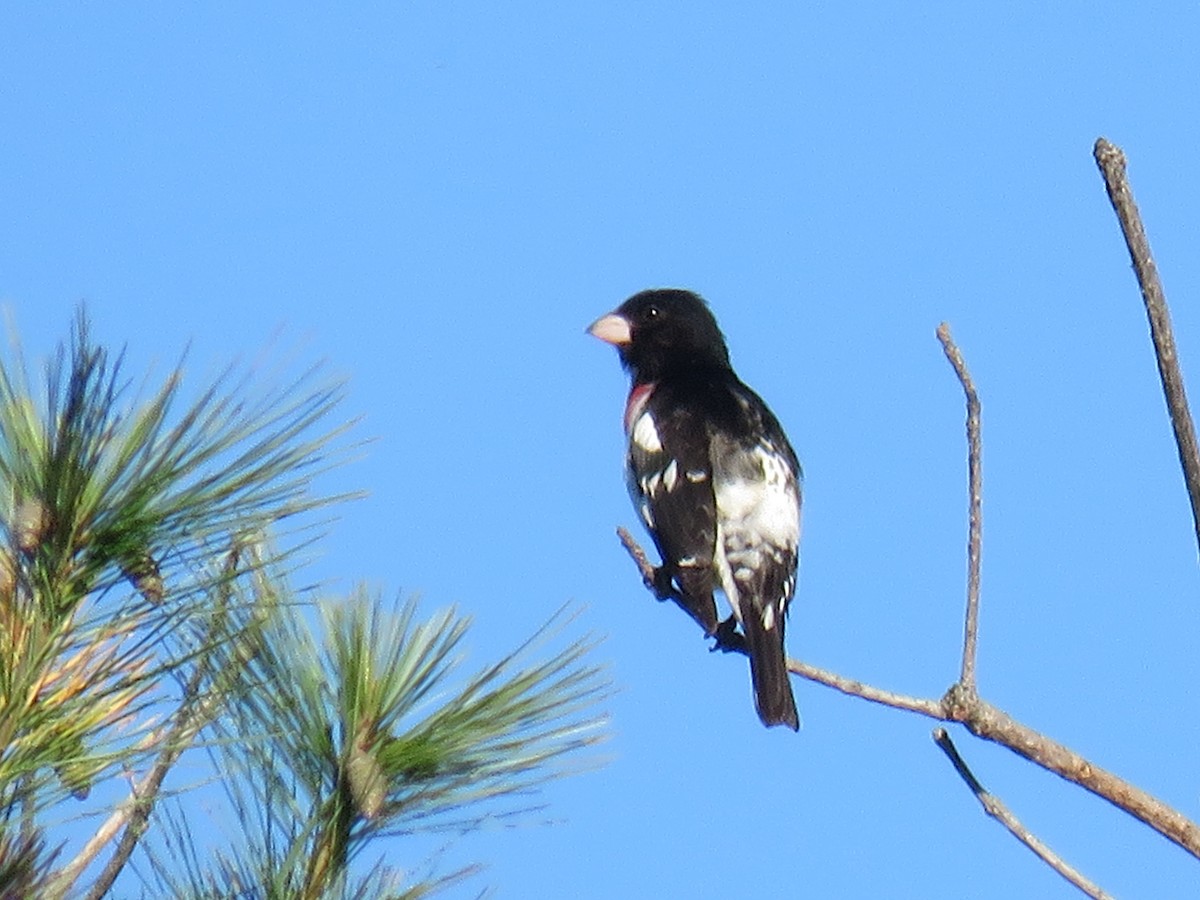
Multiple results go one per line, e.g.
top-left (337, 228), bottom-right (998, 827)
top-left (203, 590), bottom-right (609, 897)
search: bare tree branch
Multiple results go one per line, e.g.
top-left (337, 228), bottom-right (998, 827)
top-left (933, 728), bottom-right (1113, 900)
top-left (1094, 137), bottom-right (1200, 555)
top-left (934, 314), bottom-right (1200, 860)
top-left (942, 692), bottom-right (1200, 857)
top-left (936, 324), bottom-right (982, 695)
top-left (617, 525), bottom-right (946, 718)
top-left (784, 655), bottom-right (945, 718)
top-left (619, 523), bottom-right (1200, 858)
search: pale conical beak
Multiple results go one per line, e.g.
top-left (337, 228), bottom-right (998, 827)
top-left (587, 313), bottom-right (631, 346)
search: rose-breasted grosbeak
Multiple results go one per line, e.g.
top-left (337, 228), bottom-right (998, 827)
top-left (589, 288), bottom-right (801, 730)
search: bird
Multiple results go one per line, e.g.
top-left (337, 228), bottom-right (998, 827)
top-left (589, 288), bottom-right (802, 730)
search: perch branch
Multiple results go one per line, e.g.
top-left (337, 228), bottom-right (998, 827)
top-left (617, 526), bottom-right (943, 718)
top-left (933, 728), bottom-right (1112, 899)
top-left (616, 525), bottom-right (1200, 857)
top-left (784, 655), bottom-right (944, 718)
top-left (1094, 137), bottom-right (1200, 555)
top-left (937, 323), bottom-right (982, 694)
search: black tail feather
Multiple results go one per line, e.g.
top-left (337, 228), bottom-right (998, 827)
top-left (742, 608), bottom-right (799, 730)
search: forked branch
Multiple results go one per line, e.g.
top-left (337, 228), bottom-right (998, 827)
top-left (617, 518), bottom-right (1200, 867)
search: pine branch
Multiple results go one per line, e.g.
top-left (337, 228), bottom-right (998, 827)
top-left (184, 593), bottom-right (608, 896)
top-left (50, 546), bottom-right (251, 900)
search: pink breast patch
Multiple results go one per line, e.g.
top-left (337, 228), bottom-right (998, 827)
top-left (624, 383), bottom-right (656, 436)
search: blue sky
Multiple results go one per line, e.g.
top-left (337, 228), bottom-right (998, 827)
top-left (4, 3), bottom-right (1200, 897)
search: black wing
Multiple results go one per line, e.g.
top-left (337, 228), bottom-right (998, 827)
top-left (625, 387), bottom-right (720, 635)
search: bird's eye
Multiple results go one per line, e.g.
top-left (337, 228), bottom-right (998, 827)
top-left (645, 306), bottom-right (660, 320)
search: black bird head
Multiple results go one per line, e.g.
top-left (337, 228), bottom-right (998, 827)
top-left (588, 289), bottom-right (731, 383)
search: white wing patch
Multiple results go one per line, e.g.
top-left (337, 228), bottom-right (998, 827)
top-left (662, 459), bottom-right (679, 492)
top-left (715, 444), bottom-right (800, 552)
top-left (631, 412), bottom-right (662, 453)
top-left (713, 441), bottom-right (800, 624)
top-left (643, 471), bottom-right (662, 496)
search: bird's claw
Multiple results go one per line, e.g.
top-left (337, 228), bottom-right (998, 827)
top-left (710, 617), bottom-right (747, 654)
top-left (651, 566), bottom-right (676, 602)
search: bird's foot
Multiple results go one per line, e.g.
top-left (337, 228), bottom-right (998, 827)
top-left (651, 566), bottom-right (677, 603)
top-left (710, 616), bottom-right (747, 654)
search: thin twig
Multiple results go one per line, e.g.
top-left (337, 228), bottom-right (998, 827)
top-left (45, 722), bottom-right (174, 896)
top-left (937, 323), bottom-right (982, 694)
top-left (616, 526), bottom-right (663, 592)
top-left (785, 655), bottom-right (945, 718)
top-left (80, 662), bottom-right (212, 900)
top-left (1094, 137), bottom-right (1200, 555)
top-left (933, 728), bottom-right (1113, 900)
